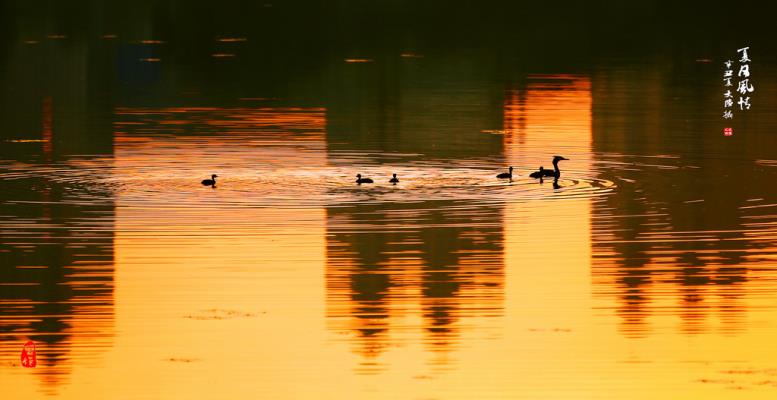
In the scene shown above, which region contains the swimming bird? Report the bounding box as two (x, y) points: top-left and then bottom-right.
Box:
(356, 174), (373, 184)
(201, 174), (217, 186)
(389, 173), (399, 184)
(496, 166), (514, 179)
(529, 166), (546, 179)
(530, 156), (568, 179)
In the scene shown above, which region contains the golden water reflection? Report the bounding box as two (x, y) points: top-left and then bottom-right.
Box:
(0, 176), (115, 393)
(591, 62), (777, 339)
(326, 201), (504, 372)
(3, 64), (777, 399)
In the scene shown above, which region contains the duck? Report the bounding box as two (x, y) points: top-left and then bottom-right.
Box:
(530, 156), (568, 179)
(389, 173), (399, 184)
(356, 174), (373, 184)
(201, 174), (217, 186)
(496, 166), (514, 179)
(529, 166), (545, 179)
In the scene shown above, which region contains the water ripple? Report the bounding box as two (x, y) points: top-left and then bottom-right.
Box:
(0, 159), (616, 210)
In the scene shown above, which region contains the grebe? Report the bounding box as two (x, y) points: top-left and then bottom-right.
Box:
(529, 166), (545, 179)
(356, 174), (373, 184)
(530, 156), (568, 179)
(201, 174), (217, 186)
(496, 166), (514, 179)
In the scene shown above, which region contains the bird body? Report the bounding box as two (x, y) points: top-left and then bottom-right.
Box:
(389, 173), (399, 184)
(496, 166), (514, 179)
(530, 156), (568, 179)
(201, 174), (218, 186)
(356, 174), (373, 184)
(529, 166), (548, 178)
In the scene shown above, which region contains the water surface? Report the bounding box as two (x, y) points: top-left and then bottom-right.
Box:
(3, 5), (777, 399)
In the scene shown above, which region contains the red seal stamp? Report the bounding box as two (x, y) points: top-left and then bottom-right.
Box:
(21, 341), (36, 368)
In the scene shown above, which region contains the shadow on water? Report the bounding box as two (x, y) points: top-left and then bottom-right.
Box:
(324, 53), (505, 160)
(0, 176), (115, 392)
(325, 200), (504, 372)
(590, 56), (777, 337)
(0, 21), (117, 393)
(4, 1), (777, 397)
(323, 60), (508, 372)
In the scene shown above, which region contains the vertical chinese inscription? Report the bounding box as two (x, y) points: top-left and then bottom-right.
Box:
(724, 46), (755, 119)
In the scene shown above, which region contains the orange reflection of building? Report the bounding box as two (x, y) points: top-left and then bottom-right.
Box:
(502, 74), (594, 345)
(42, 96), (53, 158)
(0, 177), (115, 393)
(503, 74), (592, 169)
(325, 201), (505, 372)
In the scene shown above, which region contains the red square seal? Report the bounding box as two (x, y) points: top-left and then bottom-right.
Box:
(21, 341), (36, 368)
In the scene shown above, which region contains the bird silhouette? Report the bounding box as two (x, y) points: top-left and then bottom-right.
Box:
(356, 174), (374, 184)
(496, 166), (514, 179)
(201, 174), (217, 187)
(530, 156), (568, 179)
